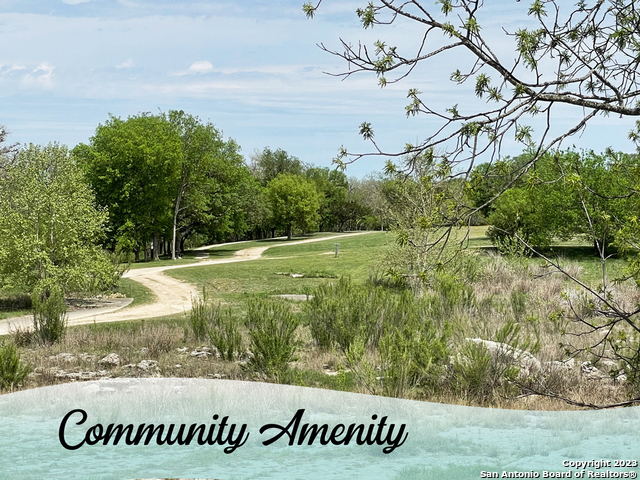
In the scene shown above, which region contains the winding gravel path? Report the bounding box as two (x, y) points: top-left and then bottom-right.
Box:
(0, 232), (373, 335)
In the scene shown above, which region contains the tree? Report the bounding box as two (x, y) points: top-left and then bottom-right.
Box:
(77, 112), (252, 260)
(166, 111), (247, 259)
(305, 167), (349, 231)
(267, 173), (321, 240)
(305, 1), (640, 405)
(0, 144), (116, 295)
(250, 147), (306, 186)
(306, 0), (640, 241)
(0, 125), (18, 161)
(76, 114), (182, 261)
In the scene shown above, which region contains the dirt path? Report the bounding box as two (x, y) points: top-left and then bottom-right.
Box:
(0, 232), (373, 335)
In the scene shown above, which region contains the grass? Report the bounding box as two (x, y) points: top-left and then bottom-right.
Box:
(167, 232), (391, 306)
(116, 278), (156, 307)
(126, 232), (353, 269)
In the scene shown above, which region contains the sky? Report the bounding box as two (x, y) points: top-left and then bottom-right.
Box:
(1, 0), (637, 178)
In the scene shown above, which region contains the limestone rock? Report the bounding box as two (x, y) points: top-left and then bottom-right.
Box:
(98, 353), (121, 367)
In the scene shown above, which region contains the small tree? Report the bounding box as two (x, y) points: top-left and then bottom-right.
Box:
(267, 173), (321, 239)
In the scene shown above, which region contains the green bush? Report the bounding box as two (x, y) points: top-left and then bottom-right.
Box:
(305, 277), (389, 352)
(209, 310), (243, 361)
(187, 288), (216, 341)
(245, 298), (299, 381)
(0, 342), (32, 392)
(451, 320), (538, 403)
(32, 287), (67, 344)
(346, 309), (449, 398)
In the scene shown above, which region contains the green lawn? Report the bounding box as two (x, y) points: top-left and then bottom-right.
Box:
(167, 231), (392, 306)
(127, 232), (353, 269)
(116, 277), (156, 307)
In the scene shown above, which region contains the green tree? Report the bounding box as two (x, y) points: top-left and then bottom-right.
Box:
(76, 113), (182, 261)
(166, 110), (249, 257)
(0, 143), (116, 294)
(306, 0), (640, 405)
(267, 173), (321, 240)
(250, 147), (305, 186)
(305, 167), (349, 231)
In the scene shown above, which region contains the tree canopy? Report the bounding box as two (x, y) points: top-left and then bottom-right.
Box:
(76, 111), (253, 259)
(0, 144), (116, 294)
(267, 173), (321, 240)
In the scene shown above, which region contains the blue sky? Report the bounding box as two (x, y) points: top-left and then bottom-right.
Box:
(1, 0), (637, 177)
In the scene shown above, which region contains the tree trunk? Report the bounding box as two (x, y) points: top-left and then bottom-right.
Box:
(172, 190), (183, 261)
(287, 224), (292, 240)
(179, 234), (186, 258)
(152, 234), (160, 261)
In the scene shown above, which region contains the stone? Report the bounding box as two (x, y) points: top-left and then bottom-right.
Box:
(190, 350), (211, 358)
(98, 353), (121, 367)
(137, 360), (158, 372)
(467, 338), (541, 374)
(49, 353), (76, 362)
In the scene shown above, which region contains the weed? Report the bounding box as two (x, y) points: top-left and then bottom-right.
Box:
(209, 310), (243, 361)
(187, 287), (215, 341)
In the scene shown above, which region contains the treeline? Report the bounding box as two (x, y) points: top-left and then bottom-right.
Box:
(74, 111), (399, 261)
(1, 112), (398, 278)
(467, 149), (639, 254)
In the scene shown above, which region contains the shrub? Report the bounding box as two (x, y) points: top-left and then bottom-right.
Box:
(346, 314), (449, 398)
(32, 287), (67, 344)
(305, 277), (388, 351)
(187, 288), (216, 341)
(0, 342), (32, 392)
(451, 320), (538, 404)
(209, 310), (243, 361)
(245, 298), (299, 381)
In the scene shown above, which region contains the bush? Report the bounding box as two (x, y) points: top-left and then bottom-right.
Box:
(209, 310), (243, 361)
(32, 287), (67, 344)
(245, 298), (299, 381)
(0, 342), (32, 392)
(0, 294), (32, 311)
(187, 288), (216, 341)
(305, 277), (388, 351)
(344, 300), (449, 398)
(451, 320), (538, 404)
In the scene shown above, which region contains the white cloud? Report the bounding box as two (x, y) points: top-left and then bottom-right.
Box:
(22, 62), (55, 87)
(116, 58), (135, 69)
(0, 64), (27, 75)
(61, 0), (91, 4)
(187, 60), (213, 74)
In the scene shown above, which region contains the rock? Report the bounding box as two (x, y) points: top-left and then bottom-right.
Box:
(581, 361), (607, 380)
(467, 338), (541, 375)
(78, 353), (97, 362)
(290, 273), (304, 278)
(49, 353), (76, 362)
(176, 347), (188, 353)
(137, 360), (158, 371)
(174, 364), (182, 369)
(98, 353), (121, 367)
(190, 350), (211, 358)
(545, 358), (575, 372)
